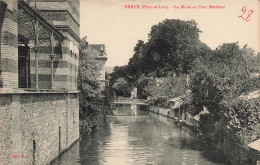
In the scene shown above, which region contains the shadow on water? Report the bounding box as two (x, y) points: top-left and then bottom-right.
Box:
(78, 124), (112, 165)
(51, 104), (227, 165)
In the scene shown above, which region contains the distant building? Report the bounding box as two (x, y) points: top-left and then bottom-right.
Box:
(131, 87), (137, 98)
(82, 44), (108, 88)
(105, 66), (115, 75)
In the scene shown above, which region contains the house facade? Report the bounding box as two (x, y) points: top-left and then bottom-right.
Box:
(82, 44), (108, 88)
(0, 0), (80, 164)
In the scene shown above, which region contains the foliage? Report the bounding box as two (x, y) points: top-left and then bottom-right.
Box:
(190, 42), (260, 164)
(127, 40), (146, 83)
(78, 38), (103, 119)
(108, 41), (147, 97)
(102, 86), (115, 105)
(221, 98), (260, 142)
(142, 19), (202, 77)
(197, 97), (260, 164)
(112, 78), (127, 89)
(112, 78), (133, 97)
(105, 19), (259, 163)
(159, 74), (188, 98)
(190, 43), (251, 116)
(105, 19), (259, 164)
(149, 97), (170, 109)
(109, 66), (130, 85)
(108, 40), (148, 97)
(239, 77), (260, 95)
(136, 76), (156, 99)
(109, 19), (206, 97)
(136, 74), (190, 110)
(241, 48), (259, 73)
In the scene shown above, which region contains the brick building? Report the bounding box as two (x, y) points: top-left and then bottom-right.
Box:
(83, 44), (108, 88)
(0, 0), (80, 164)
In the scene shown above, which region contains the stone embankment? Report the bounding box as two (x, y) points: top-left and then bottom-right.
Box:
(148, 106), (198, 129)
(0, 92), (79, 165)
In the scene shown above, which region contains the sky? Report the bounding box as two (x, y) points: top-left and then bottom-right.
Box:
(80, 0), (259, 67)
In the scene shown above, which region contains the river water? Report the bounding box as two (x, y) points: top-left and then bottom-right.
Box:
(51, 105), (224, 165)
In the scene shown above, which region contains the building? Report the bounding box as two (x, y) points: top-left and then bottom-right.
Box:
(105, 66), (114, 75)
(0, 0), (80, 164)
(82, 44), (108, 88)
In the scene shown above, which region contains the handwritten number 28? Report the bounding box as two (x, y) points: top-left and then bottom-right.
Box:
(239, 6), (254, 22)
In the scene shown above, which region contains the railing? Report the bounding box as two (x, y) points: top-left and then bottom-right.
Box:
(114, 97), (146, 102)
(112, 97), (147, 105)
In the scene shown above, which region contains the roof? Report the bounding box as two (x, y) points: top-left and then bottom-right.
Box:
(193, 115), (200, 121)
(191, 106), (209, 121)
(250, 73), (259, 78)
(82, 45), (108, 61)
(81, 45), (100, 56)
(89, 44), (106, 56)
(171, 101), (183, 110)
(240, 90), (260, 100)
(169, 96), (182, 102)
(247, 139), (260, 151)
(18, 0), (64, 42)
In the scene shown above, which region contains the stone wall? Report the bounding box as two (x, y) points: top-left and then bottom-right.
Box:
(0, 92), (79, 165)
(149, 106), (175, 118)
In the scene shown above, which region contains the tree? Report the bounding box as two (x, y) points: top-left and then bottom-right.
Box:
(78, 38), (103, 119)
(190, 42), (251, 116)
(143, 19), (202, 77)
(136, 76), (156, 99)
(108, 20), (206, 97)
(112, 78), (133, 97)
(109, 65), (131, 86)
(241, 48), (258, 73)
(127, 40), (145, 83)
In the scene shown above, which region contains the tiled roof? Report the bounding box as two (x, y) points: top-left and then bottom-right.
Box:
(89, 44), (106, 56)
(240, 89), (260, 99)
(248, 139), (260, 151)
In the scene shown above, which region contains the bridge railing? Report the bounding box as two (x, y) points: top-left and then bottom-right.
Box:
(113, 97), (147, 103)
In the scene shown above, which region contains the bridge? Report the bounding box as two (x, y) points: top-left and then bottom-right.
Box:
(111, 98), (148, 105)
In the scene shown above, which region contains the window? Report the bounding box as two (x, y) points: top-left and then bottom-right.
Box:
(18, 45), (30, 88)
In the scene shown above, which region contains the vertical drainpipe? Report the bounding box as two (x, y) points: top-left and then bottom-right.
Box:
(50, 32), (54, 89)
(34, 19), (39, 89)
(25, 42), (29, 88)
(74, 53), (77, 90)
(0, 1), (7, 87)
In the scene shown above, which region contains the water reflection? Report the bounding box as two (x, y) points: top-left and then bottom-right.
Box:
(51, 105), (224, 165)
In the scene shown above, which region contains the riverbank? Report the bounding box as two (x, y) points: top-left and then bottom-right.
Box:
(147, 105), (259, 165)
(79, 104), (113, 137)
(79, 113), (108, 136)
(51, 106), (225, 165)
(148, 106), (198, 130)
